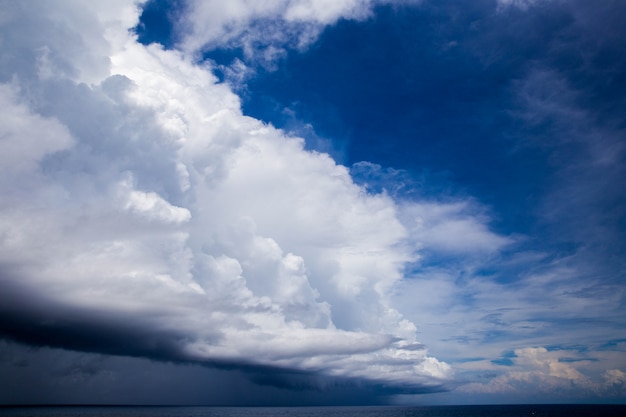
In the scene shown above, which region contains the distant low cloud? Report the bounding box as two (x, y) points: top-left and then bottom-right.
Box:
(459, 347), (626, 400)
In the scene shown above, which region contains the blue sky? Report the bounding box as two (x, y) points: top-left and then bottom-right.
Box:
(0, 0), (625, 406)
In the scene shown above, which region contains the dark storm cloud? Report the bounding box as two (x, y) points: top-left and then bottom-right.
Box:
(0, 278), (449, 397)
(0, 280), (192, 363)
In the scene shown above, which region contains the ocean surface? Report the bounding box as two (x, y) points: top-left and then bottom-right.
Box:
(1, 405), (625, 417)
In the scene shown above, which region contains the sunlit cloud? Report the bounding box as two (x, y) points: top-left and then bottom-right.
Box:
(0, 0), (465, 395)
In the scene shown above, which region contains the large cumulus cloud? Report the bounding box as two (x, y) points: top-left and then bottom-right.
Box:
(0, 0), (513, 394)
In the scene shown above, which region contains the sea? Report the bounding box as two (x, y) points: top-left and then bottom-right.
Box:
(1, 405), (625, 417)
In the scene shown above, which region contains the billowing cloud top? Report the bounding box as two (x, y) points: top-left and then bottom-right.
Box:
(0, 0), (525, 394)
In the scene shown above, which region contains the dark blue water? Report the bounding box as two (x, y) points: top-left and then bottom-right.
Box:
(1, 405), (625, 417)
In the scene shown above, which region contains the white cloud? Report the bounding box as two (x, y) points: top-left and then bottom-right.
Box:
(0, 84), (73, 178)
(179, 0), (374, 55)
(604, 369), (626, 387)
(400, 201), (513, 255)
(459, 347), (626, 399)
(0, 0), (461, 392)
(177, 0), (421, 67)
(496, 0), (544, 12)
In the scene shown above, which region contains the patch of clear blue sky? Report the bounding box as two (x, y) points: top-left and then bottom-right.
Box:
(135, 0), (184, 49)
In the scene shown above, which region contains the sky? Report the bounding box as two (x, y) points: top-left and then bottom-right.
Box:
(0, 0), (625, 406)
